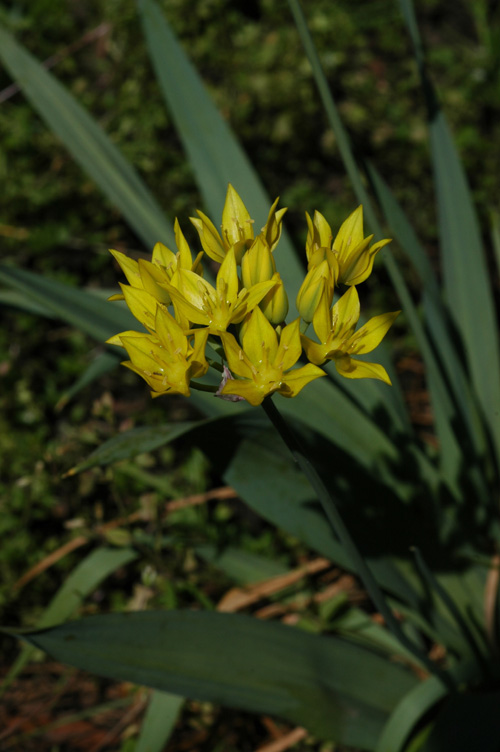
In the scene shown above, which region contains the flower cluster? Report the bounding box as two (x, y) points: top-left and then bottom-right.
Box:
(108, 185), (400, 405)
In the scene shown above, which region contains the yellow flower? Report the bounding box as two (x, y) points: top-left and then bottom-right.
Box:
(219, 307), (325, 406)
(190, 184), (287, 264)
(107, 306), (209, 397)
(306, 206), (391, 286)
(296, 259), (332, 323)
(301, 286), (400, 384)
(166, 247), (275, 335)
(240, 235), (288, 324)
(260, 272), (289, 324)
(109, 219), (203, 307)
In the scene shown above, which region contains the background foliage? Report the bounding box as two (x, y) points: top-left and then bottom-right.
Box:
(2, 0), (500, 749)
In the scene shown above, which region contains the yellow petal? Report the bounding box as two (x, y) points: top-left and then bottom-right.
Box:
(261, 196), (287, 252)
(106, 330), (144, 347)
(138, 259), (171, 305)
(241, 235), (275, 288)
(154, 306), (189, 357)
(296, 260), (330, 323)
(219, 332), (254, 379)
(190, 211), (225, 263)
(337, 237), (391, 286)
(120, 283), (158, 332)
(217, 247), (239, 303)
(231, 279), (277, 326)
(334, 355), (392, 384)
(348, 310), (400, 354)
(275, 318), (302, 372)
(332, 205), (364, 258)
(173, 218), (192, 268)
(312, 287), (333, 344)
(176, 269), (214, 311)
(220, 378), (270, 406)
(260, 272), (289, 325)
(279, 363), (326, 398)
(152, 241), (176, 270)
(313, 210), (333, 249)
(222, 184), (254, 248)
(240, 306), (279, 366)
(166, 284), (209, 328)
(110, 249), (142, 288)
(189, 328), (210, 378)
(300, 334), (329, 366)
(331, 286), (360, 337)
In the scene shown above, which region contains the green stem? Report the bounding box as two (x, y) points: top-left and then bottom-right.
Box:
(190, 381), (218, 393)
(261, 396), (456, 692)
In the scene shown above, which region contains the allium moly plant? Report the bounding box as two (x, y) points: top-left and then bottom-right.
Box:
(3, 1), (500, 751)
(107, 184), (399, 404)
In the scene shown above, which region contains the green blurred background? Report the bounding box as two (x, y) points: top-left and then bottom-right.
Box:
(1, 0), (500, 746)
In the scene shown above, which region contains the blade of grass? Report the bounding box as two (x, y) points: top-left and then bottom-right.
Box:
(135, 690), (184, 752)
(0, 25), (174, 250)
(398, 0), (500, 469)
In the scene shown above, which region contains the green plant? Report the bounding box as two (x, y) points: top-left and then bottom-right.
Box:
(2, 0), (500, 750)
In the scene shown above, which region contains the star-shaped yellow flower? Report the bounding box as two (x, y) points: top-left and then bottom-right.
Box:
(190, 184), (287, 264)
(306, 206), (391, 286)
(107, 306), (209, 397)
(109, 219), (203, 308)
(301, 286), (400, 384)
(166, 247), (275, 335)
(219, 307), (325, 406)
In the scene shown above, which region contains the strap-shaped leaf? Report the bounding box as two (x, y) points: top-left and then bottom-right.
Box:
(287, 0), (466, 490)
(0, 24), (174, 250)
(135, 691), (184, 752)
(138, 0), (305, 312)
(0, 265), (136, 341)
(366, 162), (490, 498)
(10, 610), (419, 749)
(376, 661), (479, 752)
(398, 0), (500, 469)
(1, 546), (137, 697)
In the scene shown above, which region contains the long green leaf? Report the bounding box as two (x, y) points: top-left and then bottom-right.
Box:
(376, 661), (481, 752)
(0, 288), (54, 317)
(135, 690), (184, 752)
(0, 25), (174, 250)
(137, 0), (304, 311)
(1, 546), (137, 696)
(366, 162), (490, 495)
(195, 545), (289, 584)
(398, 0), (500, 469)
(0, 265), (136, 341)
(288, 0), (465, 490)
(10, 610), (419, 749)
